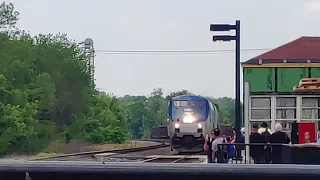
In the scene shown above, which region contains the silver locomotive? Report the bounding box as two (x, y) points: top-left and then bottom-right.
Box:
(167, 95), (220, 153)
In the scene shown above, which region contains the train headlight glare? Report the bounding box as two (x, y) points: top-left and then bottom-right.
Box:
(183, 115), (195, 123)
(197, 123), (202, 129)
(174, 123), (180, 128)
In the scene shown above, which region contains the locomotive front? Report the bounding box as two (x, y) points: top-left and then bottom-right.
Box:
(168, 95), (210, 152)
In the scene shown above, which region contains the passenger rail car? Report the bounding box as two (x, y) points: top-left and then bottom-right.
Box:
(168, 95), (220, 152)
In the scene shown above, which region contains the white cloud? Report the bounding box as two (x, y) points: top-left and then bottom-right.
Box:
(307, 0), (320, 11)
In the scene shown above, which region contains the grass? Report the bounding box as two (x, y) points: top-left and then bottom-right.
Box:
(35, 152), (58, 158)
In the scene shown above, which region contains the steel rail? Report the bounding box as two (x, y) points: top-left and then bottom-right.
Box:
(33, 142), (169, 161)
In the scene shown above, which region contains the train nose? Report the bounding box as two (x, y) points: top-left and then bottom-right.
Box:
(182, 136), (199, 149)
(175, 123), (203, 133)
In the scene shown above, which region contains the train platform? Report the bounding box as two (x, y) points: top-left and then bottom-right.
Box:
(143, 155), (207, 163)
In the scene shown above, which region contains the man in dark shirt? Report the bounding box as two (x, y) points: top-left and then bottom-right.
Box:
(260, 122), (272, 163)
(250, 123), (265, 164)
(269, 123), (290, 164)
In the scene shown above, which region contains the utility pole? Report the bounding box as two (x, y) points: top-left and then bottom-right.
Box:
(82, 38), (95, 86)
(210, 20), (242, 160)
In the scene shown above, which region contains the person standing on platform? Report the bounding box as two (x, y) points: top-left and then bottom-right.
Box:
(226, 136), (235, 160)
(316, 128), (320, 143)
(268, 123), (290, 164)
(231, 127), (236, 143)
(211, 128), (227, 163)
(259, 122), (272, 163)
(304, 132), (311, 143)
(231, 127), (245, 159)
(249, 123), (265, 164)
(204, 129), (215, 163)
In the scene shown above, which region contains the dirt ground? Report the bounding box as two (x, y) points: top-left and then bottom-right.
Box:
(0, 140), (162, 161)
(109, 146), (173, 157)
(59, 140), (161, 154)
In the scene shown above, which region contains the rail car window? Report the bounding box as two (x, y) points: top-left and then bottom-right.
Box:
(173, 100), (188, 107)
(190, 100), (206, 107)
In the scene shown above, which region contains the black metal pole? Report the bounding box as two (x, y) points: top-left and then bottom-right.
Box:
(235, 20), (242, 159)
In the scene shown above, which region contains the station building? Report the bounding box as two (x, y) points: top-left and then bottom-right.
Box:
(242, 36), (320, 137)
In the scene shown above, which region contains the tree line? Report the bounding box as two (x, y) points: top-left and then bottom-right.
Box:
(0, 2), (237, 155)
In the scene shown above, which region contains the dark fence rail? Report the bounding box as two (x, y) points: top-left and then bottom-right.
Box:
(1, 161), (320, 180)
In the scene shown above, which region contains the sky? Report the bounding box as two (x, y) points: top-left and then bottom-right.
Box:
(6, 0), (320, 98)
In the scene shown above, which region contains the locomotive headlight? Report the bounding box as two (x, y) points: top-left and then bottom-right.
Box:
(174, 123), (180, 128)
(183, 115), (195, 123)
(197, 123), (202, 129)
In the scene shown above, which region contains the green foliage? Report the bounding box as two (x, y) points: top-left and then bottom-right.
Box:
(207, 97), (237, 125)
(0, 2), (127, 155)
(0, 2), (19, 29)
(165, 90), (192, 100)
(0, 2), (238, 155)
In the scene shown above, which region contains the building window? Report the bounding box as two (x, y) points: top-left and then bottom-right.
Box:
(250, 97), (271, 120)
(276, 97), (296, 120)
(301, 97), (320, 120)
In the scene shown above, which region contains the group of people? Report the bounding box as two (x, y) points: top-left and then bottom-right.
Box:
(250, 122), (290, 164)
(204, 122), (291, 164)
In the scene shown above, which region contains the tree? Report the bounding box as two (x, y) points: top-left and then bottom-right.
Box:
(120, 95), (148, 138)
(0, 2), (19, 28)
(68, 93), (127, 144)
(165, 90), (192, 100)
(145, 88), (168, 130)
(0, 3), (127, 154)
(120, 88), (168, 138)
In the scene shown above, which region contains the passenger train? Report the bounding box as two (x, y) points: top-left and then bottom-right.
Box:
(167, 95), (220, 153)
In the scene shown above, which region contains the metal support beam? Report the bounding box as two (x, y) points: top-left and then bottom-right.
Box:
(244, 82), (250, 164)
(234, 20), (242, 159)
(210, 21), (242, 159)
(83, 38), (95, 86)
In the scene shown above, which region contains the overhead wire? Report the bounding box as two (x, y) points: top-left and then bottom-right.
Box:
(94, 48), (271, 56)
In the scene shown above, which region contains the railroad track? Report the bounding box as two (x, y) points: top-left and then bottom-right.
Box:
(33, 141), (169, 161)
(132, 138), (170, 143)
(95, 150), (206, 163)
(32, 138), (207, 163)
(140, 152), (206, 163)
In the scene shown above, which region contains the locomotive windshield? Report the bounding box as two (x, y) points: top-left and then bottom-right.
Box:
(170, 99), (208, 122)
(173, 100), (205, 107)
(190, 100), (206, 107)
(173, 100), (188, 107)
